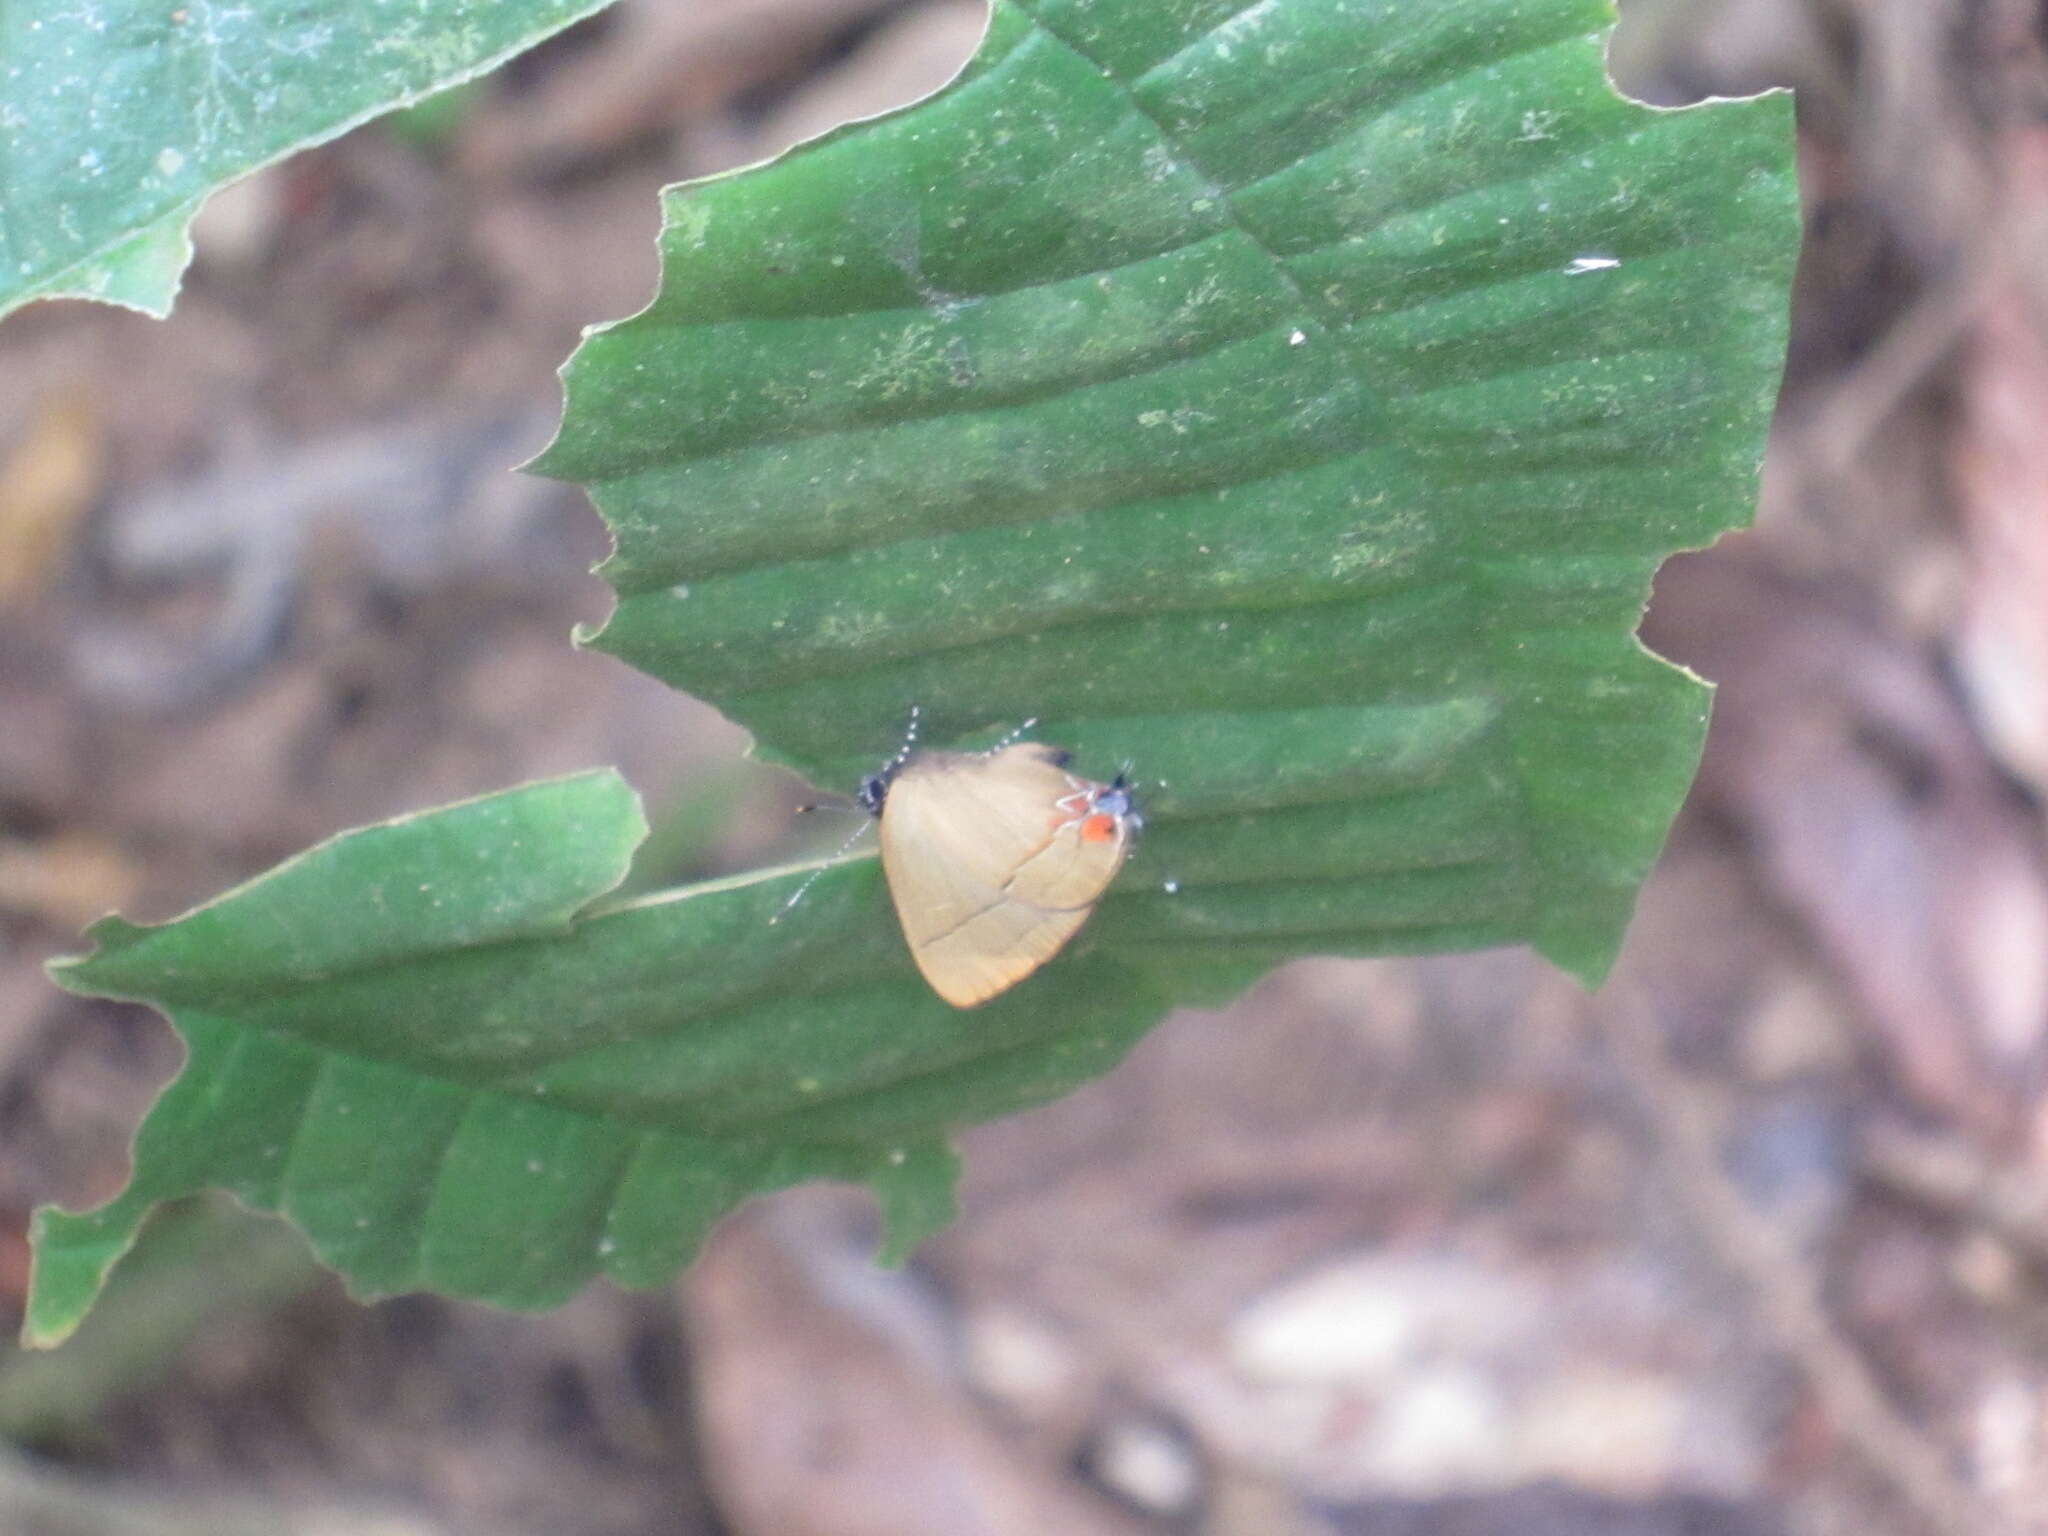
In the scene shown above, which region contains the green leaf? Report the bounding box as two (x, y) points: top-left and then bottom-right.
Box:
(31, 0), (1798, 1339)
(540, 0), (1796, 983)
(0, 0), (612, 322)
(0, 1197), (318, 1443)
(32, 772), (1162, 1344)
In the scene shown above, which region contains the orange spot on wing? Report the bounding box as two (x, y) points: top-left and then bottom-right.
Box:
(1079, 813), (1119, 843)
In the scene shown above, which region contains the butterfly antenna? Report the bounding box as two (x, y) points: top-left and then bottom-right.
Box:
(985, 715), (1040, 753)
(873, 702), (922, 778)
(768, 819), (875, 924)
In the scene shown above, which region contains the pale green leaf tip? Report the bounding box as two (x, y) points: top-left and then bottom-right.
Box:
(43, 916), (156, 1002)
(20, 1205), (145, 1350)
(871, 1139), (961, 1266)
(0, 205), (196, 325)
(1538, 928), (1622, 992)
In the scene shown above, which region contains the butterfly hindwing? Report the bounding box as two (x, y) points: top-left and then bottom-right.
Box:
(877, 743), (1132, 1008)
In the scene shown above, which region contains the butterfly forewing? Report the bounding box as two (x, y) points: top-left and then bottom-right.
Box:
(877, 743), (1132, 1008)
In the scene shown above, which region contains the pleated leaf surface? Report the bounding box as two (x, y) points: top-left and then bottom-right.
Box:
(32, 0), (1796, 1342)
(544, 0), (1795, 982)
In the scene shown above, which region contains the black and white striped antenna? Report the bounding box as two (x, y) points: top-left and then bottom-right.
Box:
(768, 706), (1045, 924)
(771, 705), (922, 923)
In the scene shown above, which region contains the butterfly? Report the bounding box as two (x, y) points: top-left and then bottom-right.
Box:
(859, 723), (1142, 1008)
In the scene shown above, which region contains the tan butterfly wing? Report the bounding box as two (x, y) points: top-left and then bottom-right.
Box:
(878, 743), (1132, 1008)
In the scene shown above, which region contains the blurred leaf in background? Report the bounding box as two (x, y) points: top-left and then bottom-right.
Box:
(0, 0), (615, 321)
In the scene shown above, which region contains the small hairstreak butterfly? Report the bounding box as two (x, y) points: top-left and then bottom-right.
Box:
(857, 711), (1142, 1008)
